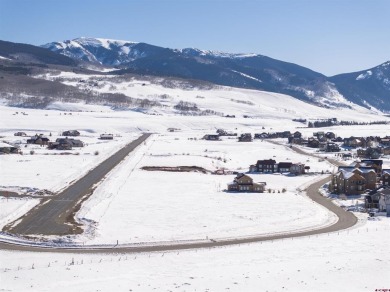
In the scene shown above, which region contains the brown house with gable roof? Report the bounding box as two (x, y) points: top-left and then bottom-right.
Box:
(227, 173), (266, 193)
(332, 169), (367, 195)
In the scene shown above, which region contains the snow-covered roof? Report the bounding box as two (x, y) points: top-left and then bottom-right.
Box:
(0, 142), (16, 148)
(340, 169), (363, 179)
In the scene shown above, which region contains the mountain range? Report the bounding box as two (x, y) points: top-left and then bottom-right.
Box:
(1, 37), (389, 112)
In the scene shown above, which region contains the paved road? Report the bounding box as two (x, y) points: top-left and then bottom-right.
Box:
(267, 140), (346, 167)
(0, 138), (357, 254)
(4, 133), (151, 236)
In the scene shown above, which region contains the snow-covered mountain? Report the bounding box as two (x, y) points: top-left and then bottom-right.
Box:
(43, 37), (263, 65)
(330, 61), (390, 111)
(2, 38), (389, 112)
(42, 37), (144, 66)
(42, 37), (358, 110)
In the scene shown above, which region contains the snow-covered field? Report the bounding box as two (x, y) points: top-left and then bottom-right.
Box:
(1, 77), (390, 291)
(75, 133), (335, 245)
(1, 216), (389, 292)
(39, 70), (387, 122)
(0, 107), (141, 193)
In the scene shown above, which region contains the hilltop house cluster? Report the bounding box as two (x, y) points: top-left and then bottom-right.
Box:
(329, 158), (390, 214)
(289, 131), (390, 158)
(203, 129), (296, 142)
(330, 159), (389, 194)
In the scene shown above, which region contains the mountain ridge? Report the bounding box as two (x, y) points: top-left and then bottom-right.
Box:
(42, 37), (390, 111)
(1, 37), (389, 112)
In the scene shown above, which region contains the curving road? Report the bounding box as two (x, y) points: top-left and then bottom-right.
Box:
(0, 138), (357, 254)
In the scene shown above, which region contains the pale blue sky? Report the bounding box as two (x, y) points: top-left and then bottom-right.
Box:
(1, 0), (389, 76)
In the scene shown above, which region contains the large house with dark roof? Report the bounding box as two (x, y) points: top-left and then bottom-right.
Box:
(249, 160), (305, 174)
(26, 134), (50, 145)
(249, 159), (277, 173)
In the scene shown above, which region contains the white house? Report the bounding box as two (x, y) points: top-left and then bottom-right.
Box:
(378, 189), (390, 215)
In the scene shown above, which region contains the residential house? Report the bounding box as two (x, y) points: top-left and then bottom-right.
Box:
(27, 134), (50, 145)
(278, 162), (293, 173)
(365, 187), (390, 215)
(381, 170), (390, 186)
(254, 133), (269, 139)
(313, 131), (325, 139)
(378, 188), (390, 215)
(383, 147), (390, 155)
(62, 130), (80, 137)
(361, 159), (383, 175)
(324, 142), (340, 152)
(338, 166), (377, 189)
(307, 138), (320, 148)
(250, 160), (299, 174)
(227, 173), (266, 193)
(48, 141), (72, 150)
(293, 131), (302, 138)
(325, 132), (336, 140)
(0, 142), (20, 154)
(343, 137), (366, 148)
(319, 142), (327, 151)
(380, 138), (390, 147)
(290, 163), (306, 175)
(14, 132), (27, 136)
(342, 153), (353, 160)
(238, 133), (252, 142)
(251, 159), (277, 173)
(357, 148), (366, 158)
(100, 134), (114, 140)
(365, 190), (381, 209)
(357, 147), (382, 159)
(332, 168), (367, 195)
(217, 129), (237, 137)
(203, 134), (220, 141)
(56, 138), (84, 147)
(288, 137), (307, 145)
(332, 137), (344, 143)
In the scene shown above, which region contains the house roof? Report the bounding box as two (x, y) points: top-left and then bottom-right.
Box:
(0, 142), (17, 148)
(227, 182), (238, 186)
(254, 182), (267, 186)
(370, 186), (390, 196)
(340, 169), (364, 180)
(256, 159), (276, 165)
(338, 167), (373, 171)
(236, 173), (251, 179)
(278, 162), (293, 168)
(361, 159), (383, 165)
(360, 168), (376, 174)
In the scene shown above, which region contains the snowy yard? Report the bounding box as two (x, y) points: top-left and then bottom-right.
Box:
(1, 102), (389, 291)
(75, 133), (336, 245)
